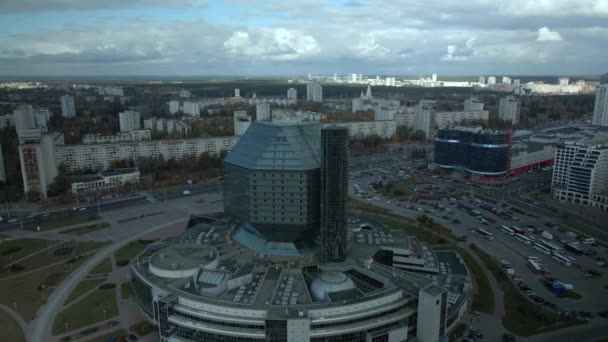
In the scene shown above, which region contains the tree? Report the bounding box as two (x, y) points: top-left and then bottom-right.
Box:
(47, 172), (71, 197)
(409, 130), (426, 141)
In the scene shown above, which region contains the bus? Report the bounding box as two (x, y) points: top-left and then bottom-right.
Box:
(511, 226), (526, 235)
(552, 253), (572, 266)
(528, 259), (544, 274)
(537, 239), (562, 253)
(515, 233), (532, 245)
(500, 225), (515, 236)
(564, 243), (583, 256)
(533, 242), (551, 255)
(476, 228), (495, 240)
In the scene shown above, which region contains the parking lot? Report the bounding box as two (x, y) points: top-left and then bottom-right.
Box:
(350, 165), (608, 326)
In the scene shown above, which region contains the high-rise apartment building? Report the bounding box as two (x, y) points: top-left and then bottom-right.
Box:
(414, 101), (435, 138)
(118, 110), (141, 132)
(502, 76), (512, 85)
(60, 95), (75, 118)
(487, 76), (496, 85)
(234, 88), (241, 98)
(287, 87), (297, 100)
(319, 126), (348, 263)
(592, 84), (608, 126)
(306, 82), (323, 102)
(168, 100), (180, 115)
(233, 111), (251, 136)
(14, 105), (36, 130)
(183, 101), (200, 117)
(559, 77), (569, 86)
(552, 143), (608, 211)
(499, 96), (521, 125)
(464, 97), (484, 111)
(256, 102), (271, 121)
(478, 76), (486, 84)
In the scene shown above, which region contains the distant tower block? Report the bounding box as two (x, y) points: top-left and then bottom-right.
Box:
(320, 126), (349, 263)
(234, 88), (241, 98)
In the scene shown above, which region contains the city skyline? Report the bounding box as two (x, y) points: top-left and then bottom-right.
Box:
(1, 0), (607, 76)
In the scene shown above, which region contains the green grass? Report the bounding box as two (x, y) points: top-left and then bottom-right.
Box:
(121, 282), (132, 300)
(0, 311), (25, 342)
(64, 278), (106, 305)
(376, 180), (413, 199)
(436, 246), (494, 314)
(85, 328), (128, 342)
(90, 258), (112, 274)
(3, 240), (110, 277)
(26, 215), (101, 231)
(116, 211), (163, 223)
(0, 254), (92, 321)
(1, 238), (58, 269)
(367, 214), (449, 245)
(348, 197), (391, 215)
(114, 240), (151, 266)
(62, 222), (110, 235)
(53, 288), (119, 335)
(129, 320), (156, 336)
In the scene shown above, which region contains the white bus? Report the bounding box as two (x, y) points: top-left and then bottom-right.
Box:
(476, 228), (495, 241)
(537, 239), (562, 253)
(500, 225), (515, 236)
(528, 259), (544, 274)
(515, 233), (532, 245)
(533, 242), (551, 255)
(552, 253), (572, 267)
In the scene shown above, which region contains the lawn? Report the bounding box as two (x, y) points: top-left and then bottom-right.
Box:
(90, 258), (112, 274)
(53, 287), (119, 335)
(367, 214), (449, 245)
(116, 211), (163, 223)
(1, 238), (58, 270)
(0, 311), (25, 342)
(2, 240), (109, 278)
(85, 328), (128, 342)
(114, 240), (151, 266)
(0, 254), (92, 321)
(62, 222), (110, 235)
(121, 282), (132, 300)
(376, 179), (413, 199)
(25, 214), (101, 231)
(64, 278), (107, 305)
(129, 320), (156, 336)
(436, 246), (495, 314)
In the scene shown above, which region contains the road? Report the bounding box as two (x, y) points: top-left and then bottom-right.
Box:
(0, 181), (220, 232)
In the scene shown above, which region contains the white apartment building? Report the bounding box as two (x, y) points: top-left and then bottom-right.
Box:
(559, 77), (569, 86)
(179, 90), (192, 98)
(414, 101), (435, 138)
(502, 76), (512, 85)
(330, 121), (396, 139)
(33, 108), (50, 128)
(352, 98), (363, 113)
(169, 100), (180, 115)
(552, 143), (608, 211)
(14, 105), (37, 130)
(434, 110), (489, 128)
(306, 82), (323, 102)
(0, 146), (6, 182)
(592, 84), (608, 126)
(464, 97), (484, 111)
(144, 118), (191, 136)
(60, 95), (76, 118)
(183, 101), (201, 117)
(234, 88), (241, 98)
(287, 87), (297, 100)
(19, 133), (239, 198)
(374, 106), (396, 121)
(82, 130), (151, 144)
(256, 102), (271, 121)
(118, 110), (141, 132)
(97, 86), (124, 96)
(499, 96), (521, 125)
(478, 76), (486, 84)
(487, 76), (496, 85)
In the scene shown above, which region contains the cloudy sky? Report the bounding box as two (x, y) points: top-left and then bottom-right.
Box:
(0, 0), (607, 77)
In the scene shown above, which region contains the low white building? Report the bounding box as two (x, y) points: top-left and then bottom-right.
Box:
(71, 168), (140, 194)
(83, 130), (151, 144)
(169, 100), (181, 115)
(464, 97), (484, 111)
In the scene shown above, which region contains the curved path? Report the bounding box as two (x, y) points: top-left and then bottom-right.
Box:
(0, 303), (28, 340)
(29, 217), (188, 342)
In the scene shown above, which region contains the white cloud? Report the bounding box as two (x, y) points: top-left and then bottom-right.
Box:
(537, 27), (563, 42)
(498, 0), (608, 17)
(224, 28), (319, 61)
(0, 0), (207, 12)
